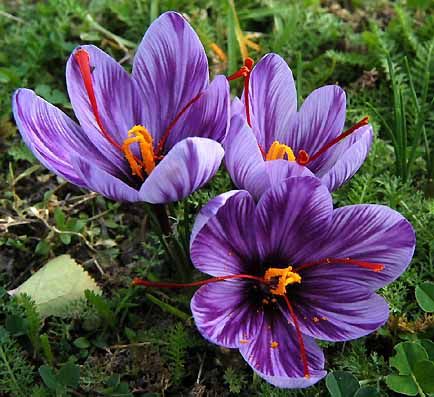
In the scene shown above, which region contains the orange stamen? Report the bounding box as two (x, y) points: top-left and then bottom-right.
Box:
(296, 257), (384, 273)
(297, 117), (369, 166)
(266, 141), (296, 161)
(283, 295), (310, 379)
(227, 57), (254, 127)
(263, 266), (301, 296)
(122, 125), (156, 180)
(74, 48), (122, 151)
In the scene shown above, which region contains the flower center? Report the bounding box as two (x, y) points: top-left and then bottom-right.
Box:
(263, 266), (301, 296)
(265, 141), (296, 162)
(121, 125), (156, 180)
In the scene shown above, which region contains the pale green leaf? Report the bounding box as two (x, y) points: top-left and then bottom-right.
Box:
(9, 255), (101, 318)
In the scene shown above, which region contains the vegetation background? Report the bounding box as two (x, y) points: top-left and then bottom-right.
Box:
(0, 0), (433, 396)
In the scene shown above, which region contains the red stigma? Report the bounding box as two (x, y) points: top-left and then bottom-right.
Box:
(227, 57), (254, 127)
(283, 295), (310, 379)
(296, 257), (384, 273)
(74, 48), (122, 151)
(297, 116), (369, 166)
(155, 92), (203, 156)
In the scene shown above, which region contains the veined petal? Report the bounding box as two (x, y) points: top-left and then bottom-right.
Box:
(246, 53), (297, 150)
(163, 75), (230, 151)
(319, 125), (373, 191)
(66, 45), (145, 173)
(132, 11), (208, 144)
(287, 280), (389, 341)
(239, 310), (326, 388)
(224, 114), (268, 200)
(255, 177), (332, 263)
(191, 281), (263, 348)
(191, 190), (241, 246)
(139, 138), (223, 204)
(71, 155), (140, 202)
(190, 191), (257, 277)
(298, 204), (415, 291)
(279, 85), (346, 172)
(13, 89), (91, 187)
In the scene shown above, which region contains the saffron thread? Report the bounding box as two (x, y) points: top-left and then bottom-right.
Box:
(296, 257), (384, 273)
(297, 117), (369, 166)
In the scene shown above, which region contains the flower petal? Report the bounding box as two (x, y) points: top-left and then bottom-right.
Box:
(162, 75), (229, 151)
(319, 125), (373, 191)
(66, 45), (145, 173)
(71, 155), (140, 202)
(247, 53), (297, 150)
(190, 191), (257, 277)
(289, 280), (389, 341)
(132, 11), (208, 144)
(191, 190), (241, 246)
(239, 310), (326, 388)
(224, 114), (269, 200)
(255, 177), (332, 263)
(191, 281), (263, 348)
(279, 85), (346, 173)
(299, 204), (416, 291)
(139, 137), (223, 204)
(264, 160), (316, 187)
(13, 89), (92, 187)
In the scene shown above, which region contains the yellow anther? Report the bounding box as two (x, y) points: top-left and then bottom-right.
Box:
(264, 266), (301, 296)
(266, 141), (296, 161)
(122, 125), (155, 179)
(270, 341), (279, 349)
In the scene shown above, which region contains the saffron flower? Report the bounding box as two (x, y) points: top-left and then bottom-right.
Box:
(135, 177), (414, 388)
(12, 12), (229, 203)
(225, 54), (373, 199)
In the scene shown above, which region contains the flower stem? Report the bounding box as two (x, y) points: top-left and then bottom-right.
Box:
(151, 203), (171, 235)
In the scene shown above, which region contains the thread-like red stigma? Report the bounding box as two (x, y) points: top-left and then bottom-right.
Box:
(297, 117), (369, 166)
(74, 48), (122, 151)
(156, 92), (203, 156)
(132, 274), (267, 289)
(227, 57), (254, 127)
(296, 257), (384, 273)
(283, 295), (310, 379)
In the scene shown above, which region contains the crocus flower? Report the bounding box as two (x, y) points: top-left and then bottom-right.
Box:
(134, 176), (415, 388)
(225, 54), (373, 199)
(12, 12), (229, 203)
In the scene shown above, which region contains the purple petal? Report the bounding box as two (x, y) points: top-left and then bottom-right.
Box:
(191, 281), (263, 348)
(66, 45), (145, 173)
(279, 85), (346, 172)
(230, 96), (245, 120)
(190, 191), (257, 277)
(264, 160), (316, 186)
(71, 155), (140, 202)
(162, 75), (229, 150)
(255, 177), (332, 263)
(319, 125), (373, 191)
(239, 310), (326, 388)
(298, 205), (415, 291)
(139, 137), (223, 204)
(224, 114), (269, 200)
(191, 190), (241, 245)
(13, 89), (92, 187)
(247, 53), (297, 150)
(289, 280), (389, 341)
(132, 11), (208, 144)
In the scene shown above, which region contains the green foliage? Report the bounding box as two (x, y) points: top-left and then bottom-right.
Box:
(325, 371), (381, 397)
(224, 366), (248, 394)
(0, 327), (35, 397)
(416, 282), (434, 312)
(386, 341), (434, 396)
(163, 322), (189, 386)
(39, 361), (80, 396)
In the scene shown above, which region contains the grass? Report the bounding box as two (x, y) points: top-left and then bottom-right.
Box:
(0, 0), (433, 396)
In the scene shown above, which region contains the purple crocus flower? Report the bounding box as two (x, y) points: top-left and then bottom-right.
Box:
(185, 176), (415, 388)
(12, 12), (229, 203)
(225, 54), (373, 199)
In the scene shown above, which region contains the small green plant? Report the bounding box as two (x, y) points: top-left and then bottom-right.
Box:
(415, 282), (434, 312)
(224, 366), (248, 394)
(39, 361), (80, 397)
(325, 371), (380, 397)
(386, 340), (434, 396)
